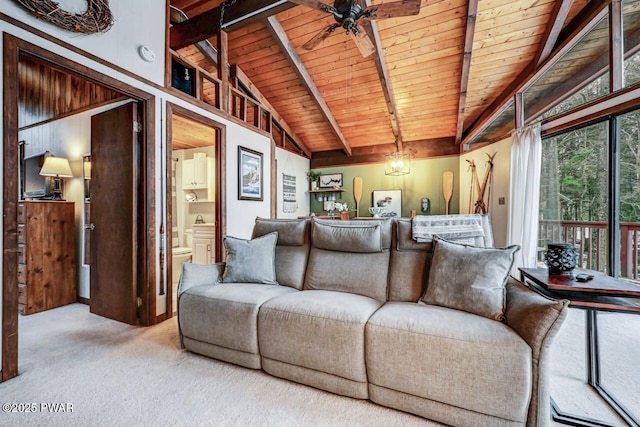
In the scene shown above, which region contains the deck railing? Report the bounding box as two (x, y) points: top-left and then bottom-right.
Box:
(539, 220), (640, 281)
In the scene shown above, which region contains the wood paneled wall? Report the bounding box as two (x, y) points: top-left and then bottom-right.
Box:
(18, 54), (122, 129)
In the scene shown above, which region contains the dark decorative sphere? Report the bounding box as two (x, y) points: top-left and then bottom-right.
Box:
(545, 243), (577, 274)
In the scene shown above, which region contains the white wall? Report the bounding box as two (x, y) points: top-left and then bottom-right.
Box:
(224, 128), (273, 238)
(0, 0), (166, 85)
(275, 148), (310, 219)
(459, 137), (512, 247)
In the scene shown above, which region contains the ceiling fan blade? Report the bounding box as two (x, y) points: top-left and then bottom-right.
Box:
(302, 25), (339, 50)
(363, 0), (421, 19)
(288, 0), (335, 12)
(350, 31), (375, 58)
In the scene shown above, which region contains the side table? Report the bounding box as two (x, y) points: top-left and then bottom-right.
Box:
(519, 268), (640, 427)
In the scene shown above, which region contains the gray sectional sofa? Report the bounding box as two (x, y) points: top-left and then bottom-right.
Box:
(177, 216), (569, 427)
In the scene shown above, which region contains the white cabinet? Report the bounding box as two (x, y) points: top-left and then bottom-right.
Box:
(182, 157), (215, 197)
(192, 224), (215, 264)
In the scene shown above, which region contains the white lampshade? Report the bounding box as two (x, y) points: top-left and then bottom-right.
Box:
(40, 157), (73, 178)
(83, 159), (91, 180)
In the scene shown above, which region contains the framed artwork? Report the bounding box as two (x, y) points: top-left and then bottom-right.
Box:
(372, 190), (402, 218)
(238, 146), (263, 201)
(319, 173), (343, 188)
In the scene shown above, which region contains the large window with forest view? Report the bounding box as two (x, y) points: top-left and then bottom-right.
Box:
(538, 111), (640, 283)
(620, 109), (640, 279)
(539, 122), (611, 273)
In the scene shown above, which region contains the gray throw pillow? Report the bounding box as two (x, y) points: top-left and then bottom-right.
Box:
(421, 237), (519, 321)
(221, 232), (278, 285)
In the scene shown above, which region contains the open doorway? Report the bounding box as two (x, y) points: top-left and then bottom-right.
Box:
(2, 35), (156, 381)
(165, 103), (225, 316)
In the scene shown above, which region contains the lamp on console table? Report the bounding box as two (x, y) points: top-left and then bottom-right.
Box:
(40, 156), (73, 201)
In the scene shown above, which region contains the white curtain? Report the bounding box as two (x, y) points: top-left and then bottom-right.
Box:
(507, 123), (542, 277)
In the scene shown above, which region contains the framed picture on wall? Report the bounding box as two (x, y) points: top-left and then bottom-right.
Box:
(372, 190), (402, 218)
(238, 146), (263, 201)
(319, 173), (343, 188)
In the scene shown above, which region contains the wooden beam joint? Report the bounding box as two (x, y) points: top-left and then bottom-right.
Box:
(170, 0), (294, 50)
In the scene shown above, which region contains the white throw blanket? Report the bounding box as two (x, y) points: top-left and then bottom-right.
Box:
(412, 214), (485, 243)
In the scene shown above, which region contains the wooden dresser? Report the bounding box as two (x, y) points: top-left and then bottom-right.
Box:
(18, 201), (77, 315)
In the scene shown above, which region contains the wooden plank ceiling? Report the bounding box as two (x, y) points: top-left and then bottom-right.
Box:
(171, 0), (595, 158)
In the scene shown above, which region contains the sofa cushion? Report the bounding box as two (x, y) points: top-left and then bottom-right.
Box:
(251, 218), (311, 290)
(388, 219), (431, 302)
(252, 217), (307, 246)
(304, 219), (392, 301)
(221, 232), (278, 285)
(312, 221), (382, 253)
(304, 249), (389, 301)
(179, 283), (297, 356)
(366, 302), (532, 423)
(313, 218), (392, 248)
(422, 237), (519, 321)
(258, 290), (383, 388)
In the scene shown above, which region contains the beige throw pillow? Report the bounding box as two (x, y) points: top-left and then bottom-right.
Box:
(421, 237), (519, 321)
(221, 232), (278, 285)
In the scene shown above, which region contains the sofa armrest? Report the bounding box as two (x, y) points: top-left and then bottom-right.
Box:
(177, 262), (225, 349)
(177, 262), (225, 298)
(505, 276), (569, 427)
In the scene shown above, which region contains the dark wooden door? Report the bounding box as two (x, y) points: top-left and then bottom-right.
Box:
(89, 102), (139, 324)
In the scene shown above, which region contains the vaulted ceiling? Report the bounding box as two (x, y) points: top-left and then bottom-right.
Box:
(169, 0), (593, 160)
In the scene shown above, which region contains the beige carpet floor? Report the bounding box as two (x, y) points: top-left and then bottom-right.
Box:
(2, 304), (439, 427)
(2, 303), (638, 426)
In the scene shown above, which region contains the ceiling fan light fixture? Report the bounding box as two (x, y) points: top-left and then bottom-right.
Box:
(385, 151), (410, 176)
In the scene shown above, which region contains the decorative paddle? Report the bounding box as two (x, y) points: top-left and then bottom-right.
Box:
(443, 171), (453, 215)
(353, 177), (363, 217)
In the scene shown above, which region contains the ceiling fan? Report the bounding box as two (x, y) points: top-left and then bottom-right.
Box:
(290, 0), (422, 57)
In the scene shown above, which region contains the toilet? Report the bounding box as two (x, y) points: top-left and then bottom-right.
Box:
(172, 228), (193, 287)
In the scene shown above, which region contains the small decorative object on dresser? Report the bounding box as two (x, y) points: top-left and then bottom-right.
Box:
(545, 243), (577, 275)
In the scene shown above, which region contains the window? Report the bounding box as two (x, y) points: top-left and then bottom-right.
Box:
(539, 122), (610, 273)
(623, 0), (640, 88)
(619, 109), (640, 279)
(467, 100), (514, 148)
(525, 15), (610, 124)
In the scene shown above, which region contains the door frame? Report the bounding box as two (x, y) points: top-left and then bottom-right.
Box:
(165, 102), (226, 317)
(2, 34), (157, 381)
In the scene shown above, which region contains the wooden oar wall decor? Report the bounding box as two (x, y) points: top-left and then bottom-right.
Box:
(353, 177), (363, 217)
(466, 153), (496, 214)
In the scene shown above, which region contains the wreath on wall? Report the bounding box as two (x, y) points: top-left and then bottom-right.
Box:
(13, 0), (114, 34)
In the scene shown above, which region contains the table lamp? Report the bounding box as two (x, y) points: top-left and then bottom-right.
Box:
(40, 156), (73, 200)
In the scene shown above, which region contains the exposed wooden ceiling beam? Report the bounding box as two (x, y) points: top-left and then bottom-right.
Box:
(454, 0), (478, 144)
(462, 0), (610, 147)
(534, 0), (574, 66)
(170, 6), (218, 65)
(265, 15), (352, 156)
(311, 137), (458, 168)
(363, 0), (403, 152)
(170, 0), (294, 50)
